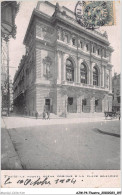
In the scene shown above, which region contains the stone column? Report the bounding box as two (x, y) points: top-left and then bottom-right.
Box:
(90, 97), (95, 113)
(77, 96), (80, 113)
(87, 68), (90, 84)
(99, 68), (101, 87)
(74, 66), (77, 83)
(102, 96), (105, 112)
(109, 69), (112, 91)
(65, 94), (68, 117)
(77, 59), (80, 83)
(57, 51), (61, 82)
(57, 27), (61, 40)
(108, 95), (112, 111)
(101, 66), (104, 87)
(70, 33), (72, 45)
(35, 48), (41, 83)
(104, 66), (107, 88)
(61, 52), (65, 82)
(90, 62), (95, 85)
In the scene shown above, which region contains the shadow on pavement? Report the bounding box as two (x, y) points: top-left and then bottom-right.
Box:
(93, 128), (120, 138)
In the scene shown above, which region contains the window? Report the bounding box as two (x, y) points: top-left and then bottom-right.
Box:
(95, 99), (99, 106)
(117, 96), (120, 103)
(82, 99), (86, 105)
(80, 41), (83, 48)
(93, 46), (95, 53)
(66, 59), (74, 82)
(68, 97), (73, 105)
(86, 44), (89, 51)
(116, 89), (120, 95)
(80, 64), (87, 84)
(93, 66), (98, 86)
(64, 34), (68, 43)
(97, 48), (100, 55)
(72, 38), (76, 46)
(104, 49), (106, 58)
(45, 99), (50, 112)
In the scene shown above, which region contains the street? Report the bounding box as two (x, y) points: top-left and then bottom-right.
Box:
(1, 116), (120, 170)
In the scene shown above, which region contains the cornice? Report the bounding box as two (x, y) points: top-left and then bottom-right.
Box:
(51, 14), (110, 46)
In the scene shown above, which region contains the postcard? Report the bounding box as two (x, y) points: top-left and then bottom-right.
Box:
(1, 0), (121, 194)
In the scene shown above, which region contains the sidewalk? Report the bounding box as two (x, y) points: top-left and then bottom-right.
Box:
(1, 118), (23, 170)
(2, 114), (119, 130)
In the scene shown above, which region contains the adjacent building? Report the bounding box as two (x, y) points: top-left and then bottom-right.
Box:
(13, 1), (113, 116)
(112, 73), (120, 112)
(1, 1), (19, 114)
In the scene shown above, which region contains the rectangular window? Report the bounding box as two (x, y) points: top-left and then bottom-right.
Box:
(95, 99), (99, 106)
(72, 38), (76, 46)
(68, 97), (73, 105)
(93, 46), (95, 53)
(86, 44), (89, 51)
(82, 99), (87, 105)
(117, 96), (120, 103)
(64, 34), (68, 43)
(104, 50), (106, 58)
(97, 49), (100, 55)
(80, 41), (83, 48)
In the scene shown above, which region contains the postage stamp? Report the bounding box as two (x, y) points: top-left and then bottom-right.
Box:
(75, 1), (116, 29)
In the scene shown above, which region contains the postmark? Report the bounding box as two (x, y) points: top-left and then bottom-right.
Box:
(75, 1), (115, 30)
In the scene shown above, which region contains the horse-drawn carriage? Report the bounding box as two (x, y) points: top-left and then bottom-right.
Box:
(104, 111), (120, 120)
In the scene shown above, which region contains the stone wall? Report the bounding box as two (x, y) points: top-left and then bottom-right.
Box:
(25, 86), (36, 116)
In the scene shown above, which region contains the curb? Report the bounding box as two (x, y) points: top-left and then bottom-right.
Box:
(1, 118), (23, 170)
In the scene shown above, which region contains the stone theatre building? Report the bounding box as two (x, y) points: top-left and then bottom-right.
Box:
(13, 1), (113, 116)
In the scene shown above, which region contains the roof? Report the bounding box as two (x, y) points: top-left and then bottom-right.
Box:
(23, 1), (111, 46)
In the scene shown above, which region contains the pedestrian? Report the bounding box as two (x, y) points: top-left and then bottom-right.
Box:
(118, 111), (120, 120)
(35, 111), (38, 119)
(43, 110), (46, 120)
(24, 106), (27, 116)
(47, 110), (50, 120)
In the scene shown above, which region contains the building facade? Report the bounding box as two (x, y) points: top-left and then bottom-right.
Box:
(112, 73), (120, 112)
(1, 1), (19, 114)
(13, 2), (113, 116)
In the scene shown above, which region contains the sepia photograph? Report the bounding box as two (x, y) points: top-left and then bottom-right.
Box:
(1, 0), (120, 175)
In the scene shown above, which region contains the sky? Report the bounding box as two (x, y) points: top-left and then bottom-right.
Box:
(9, 0), (121, 81)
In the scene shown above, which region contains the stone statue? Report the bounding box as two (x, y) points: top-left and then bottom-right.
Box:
(103, 31), (108, 39)
(55, 2), (60, 12)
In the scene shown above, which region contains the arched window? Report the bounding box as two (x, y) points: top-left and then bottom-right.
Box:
(66, 59), (74, 81)
(93, 66), (98, 86)
(80, 63), (87, 84)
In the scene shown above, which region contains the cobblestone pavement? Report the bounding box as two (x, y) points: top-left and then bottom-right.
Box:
(1, 116), (120, 170)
